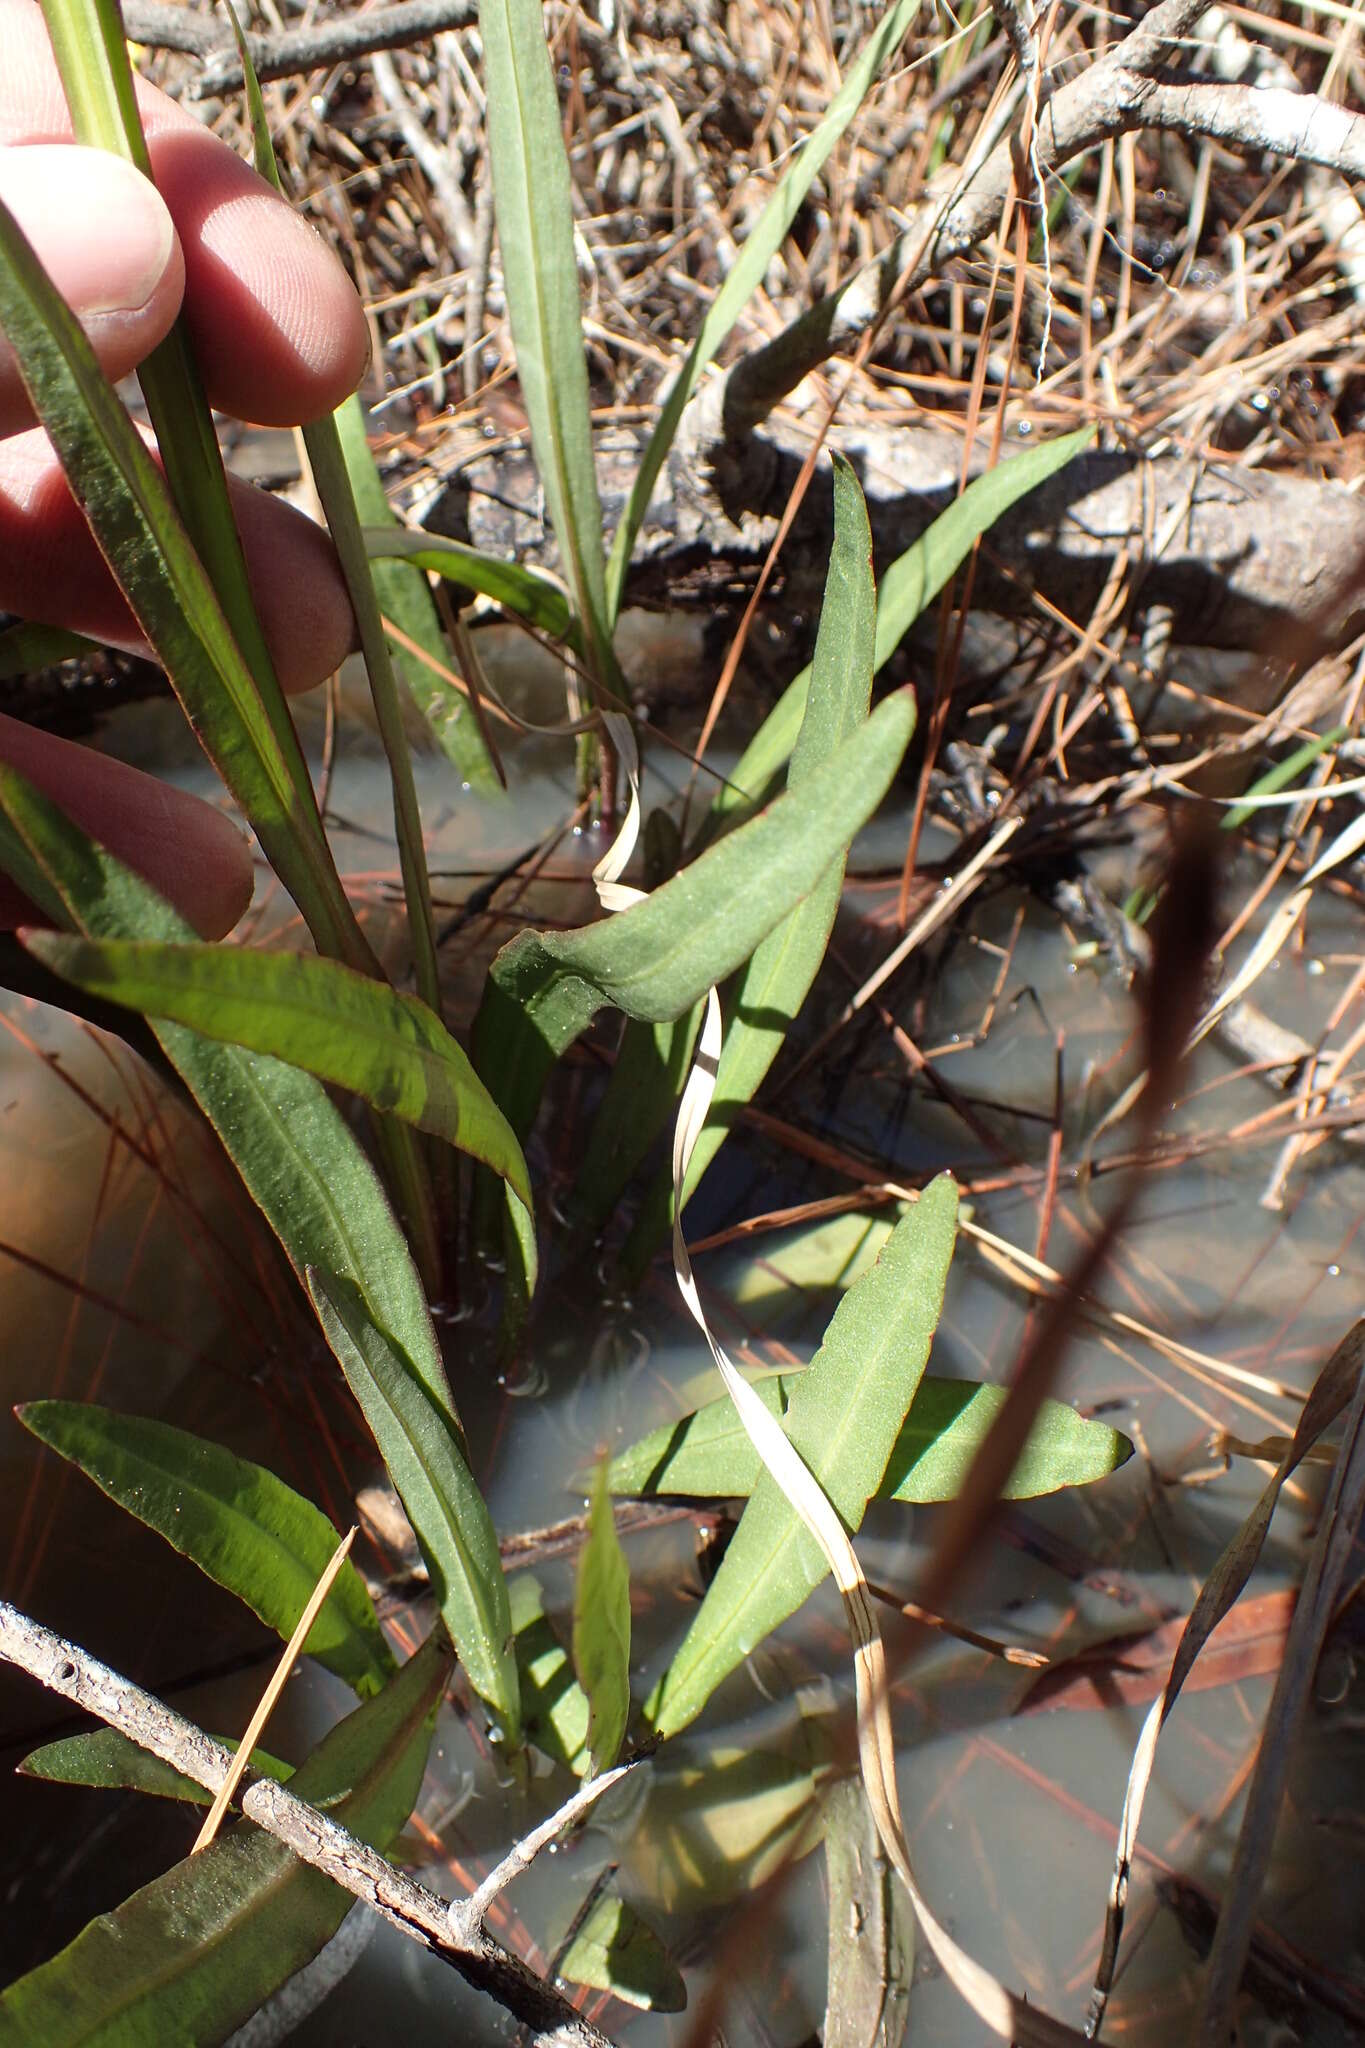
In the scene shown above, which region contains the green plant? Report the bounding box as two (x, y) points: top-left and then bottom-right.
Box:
(0, 0), (1116, 2034)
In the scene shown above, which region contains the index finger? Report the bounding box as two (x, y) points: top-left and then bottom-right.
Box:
(2, 0), (369, 427)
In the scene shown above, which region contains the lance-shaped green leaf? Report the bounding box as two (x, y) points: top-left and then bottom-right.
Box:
(0, 1629), (449, 2046)
(0, 188), (366, 971)
(572, 1460), (631, 1776)
(336, 403), (499, 788)
(17, 1401), (395, 1700)
(680, 452), (879, 1219)
(472, 688), (916, 1136)
(364, 528), (577, 644)
(605, 0), (923, 622)
(648, 1175), (960, 1737)
(309, 1270), (520, 1742)
(609, 1375), (1133, 1505)
(20, 1727), (292, 1805)
(510, 1574), (590, 1774)
(22, 930), (536, 1287)
(224, 11), (440, 1014)
(0, 764), (456, 1418)
(479, 0), (610, 680)
(561, 1896), (686, 2013)
(0, 622), (96, 677)
(569, 1006), (704, 1240)
(705, 427), (1096, 840)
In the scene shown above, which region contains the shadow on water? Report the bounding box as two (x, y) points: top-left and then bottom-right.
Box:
(1, 729), (1363, 2045)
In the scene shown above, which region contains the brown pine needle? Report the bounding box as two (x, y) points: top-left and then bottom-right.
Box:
(193, 1525), (358, 1854)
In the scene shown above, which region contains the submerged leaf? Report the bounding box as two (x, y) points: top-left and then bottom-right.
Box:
(572, 1461), (632, 1776)
(560, 1895), (686, 2013)
(648, 1176), (959, 1736)
(510, 1574), (590, 1774)
(17, 1401), (394, 1699)
(608, 1375), (1132, 1506)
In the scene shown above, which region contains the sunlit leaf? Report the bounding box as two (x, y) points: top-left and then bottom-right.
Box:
(473, 689), (916, 1136)
(560, 1895), (686, 2013)
(309, 1270), (520, 1742)
(625, 1738), (827, 1913)
(706, 428), (1095, 838)
(604, 0), (923, 621)
(609, 1374), (1132, 1505)
(0, 764), (456, 1420)
(572, 1460), (631, 1776)
(20, 1727), (292, 1805)
(479, 0), (610, 676)
(648, 1177), (959, 1736)
(24, 929), (535, 1282)
(0, 1630), (448, 2044)
(364, 529), (576, 644)
(679, 452), (880, 1217)
(17, 1401), (395, 1700)
(0, 184), (361, 967)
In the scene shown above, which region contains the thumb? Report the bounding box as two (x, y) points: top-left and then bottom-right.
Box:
(0, 143), (184, 436)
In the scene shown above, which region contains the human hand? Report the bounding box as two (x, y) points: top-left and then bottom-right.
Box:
(0, 0), (371, 937)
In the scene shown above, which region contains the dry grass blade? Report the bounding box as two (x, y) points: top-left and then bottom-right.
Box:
(1086, 1318), (1365, 2035)
(193, 1526), (358, 1854)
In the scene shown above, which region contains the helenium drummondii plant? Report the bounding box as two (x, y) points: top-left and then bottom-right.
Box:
(0, 0), (1110, 2031)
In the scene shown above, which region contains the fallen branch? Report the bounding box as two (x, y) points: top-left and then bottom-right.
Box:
(122, 0), (477, 98)
(0, 1601), (617, 2048)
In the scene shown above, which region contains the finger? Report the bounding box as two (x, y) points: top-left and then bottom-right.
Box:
(3, 0), (369, 426)
(0, 145), (185, 436)
(0, 712), (254, 939)
(0, 424), (356, 694)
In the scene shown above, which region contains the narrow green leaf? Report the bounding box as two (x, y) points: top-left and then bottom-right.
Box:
(17, 1401), (395, 1700)
(605, 0), (923, 619)
(473, 689), (916, 1136)
(309, 1270), (520, 1742)
(0, 764), (456, 1418)
(339, 415), (498, 788)
(510, 1574), (590, 1775)
(0, 1630), (449, 2047)
(648, 1175), (960, 1737)
(609, 1374), (1133, 1504)
(560, 1896), (686, 2013)
(39, 0), (321, 834)
(569, 1006), (704, 1239)
(821, 1776), (913, 2048)
(20, 1727), (292, 1805)
(0, 191), (366, 969)
(363, 528), (576, 644)
(627, 1739), (827, 1912)
(572, 1460), (631, 1776)
(680, 452), (880, 1219)
(23, 930), (536, 1280)
(479, 0), (611, 678)
(706, 428), (1096, 839)
(224, 9), (441, 1009)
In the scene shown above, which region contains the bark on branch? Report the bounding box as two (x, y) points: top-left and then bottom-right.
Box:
(0, 1601), (615, 2048)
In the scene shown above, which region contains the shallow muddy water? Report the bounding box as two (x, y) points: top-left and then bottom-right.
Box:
(1, 707), (1363, 2045)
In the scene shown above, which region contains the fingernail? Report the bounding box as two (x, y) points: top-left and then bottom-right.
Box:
(0, 145), (176, 315)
